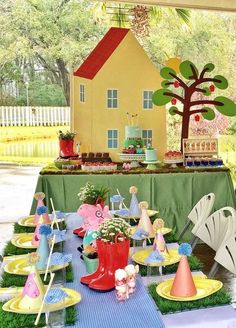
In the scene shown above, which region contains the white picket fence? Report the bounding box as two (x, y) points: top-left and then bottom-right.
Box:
(0, 106), (70, 127)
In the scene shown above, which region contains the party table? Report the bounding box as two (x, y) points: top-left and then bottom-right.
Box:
(31, 168), (236, 236)
(64, 213), (236, 328)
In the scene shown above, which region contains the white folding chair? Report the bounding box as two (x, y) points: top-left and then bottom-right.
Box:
(193, 207), (236, 250)
(210, 207), (236, 277)
(178, 193), (215, 245)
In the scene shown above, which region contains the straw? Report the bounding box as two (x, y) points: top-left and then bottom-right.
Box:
(34, 272), (55, 326)
(44, 234), (56, 281)
(50, 198), (60, 230)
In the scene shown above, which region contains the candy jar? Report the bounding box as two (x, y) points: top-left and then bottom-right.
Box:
(125, 264), (139, 295)
(115, 269), (128, 302)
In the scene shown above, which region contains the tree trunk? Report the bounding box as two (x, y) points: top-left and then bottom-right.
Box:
(56, 58), (70, 105)
(180, 106), (190, 152)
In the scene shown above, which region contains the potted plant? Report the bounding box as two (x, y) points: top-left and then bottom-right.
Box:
(80, 217), (131, 291)
(57, 130), (77, 158)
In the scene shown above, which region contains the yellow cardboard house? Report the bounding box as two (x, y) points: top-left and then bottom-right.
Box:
(71, 27), (166, 161)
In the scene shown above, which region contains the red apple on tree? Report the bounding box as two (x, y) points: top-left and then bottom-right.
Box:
(174, 81), (180, 88)
(171, 98), (177, 105)
(209, 85), (215, 92)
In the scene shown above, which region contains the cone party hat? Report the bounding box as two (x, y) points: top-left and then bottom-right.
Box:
(19, 253), (45, 310)
(137, 201), (154, 236)
(34, 192), (45, 224)
(170, 243), (197, 297)
(153, 219), (166, 252)
(129, 186), (141, 216)
(36, 225), (52, 270)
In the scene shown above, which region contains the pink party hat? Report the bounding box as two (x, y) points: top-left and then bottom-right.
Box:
(154, 232), (165, 252)
(170, 244), (197, 297)
(138, 201), (154, 236)
(19, 253), (45, 310)
(32, 222), (41, 245)
(34, 193), (50, 224)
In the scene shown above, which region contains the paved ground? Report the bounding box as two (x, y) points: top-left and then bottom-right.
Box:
(0, 164), (42, 254)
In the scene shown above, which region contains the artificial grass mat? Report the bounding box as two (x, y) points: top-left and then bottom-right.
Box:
(0, 262), (73, 287)
(3, 240), (63, 257)
(14, 222), (66, 234)
(0, 302), (76, 327)
(148, 283), (231, 314)
(138, 254), (203, 276)
(1, 223), (76, 327)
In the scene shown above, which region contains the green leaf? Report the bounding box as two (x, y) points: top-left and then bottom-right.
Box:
(152, 89), (172, 106)
(214, 97), (236, 116)
(161, 80), (171, 88)
(179, 60), (198, 80)
(175, 9), (191, 26)
(169, 106), (178, 115)
(203, 63), (215, 72)
(202, 87), (211, 96)
(201, 107), (215, 120)
(160, 67), (176, 80)
(213, 75), (228, 90)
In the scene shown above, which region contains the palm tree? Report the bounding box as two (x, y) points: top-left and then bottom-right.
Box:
(92, 2), (190, 39)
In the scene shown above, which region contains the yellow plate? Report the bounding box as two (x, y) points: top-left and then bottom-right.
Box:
(132, 248), (180, 267)
(156, 276), (223, 301)
(11, 233), (37, 249)
(130, 226), (172, 239)
(2, 287), (81, 314)
(4, 257), (69, 275)
(113, 210), (158, 220)
(18, 215), (64, 227)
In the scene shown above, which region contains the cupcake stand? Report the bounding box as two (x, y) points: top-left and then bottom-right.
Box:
(118, 153), (146, 168)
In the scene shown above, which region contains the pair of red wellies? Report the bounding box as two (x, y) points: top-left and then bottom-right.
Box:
(80, 238), (130, 291)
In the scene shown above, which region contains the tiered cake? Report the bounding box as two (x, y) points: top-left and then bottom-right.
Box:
(122, 126), (144, 154)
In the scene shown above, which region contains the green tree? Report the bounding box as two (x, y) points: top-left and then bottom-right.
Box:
(0, 0), (109, 105)
(152, 60), (236, 150)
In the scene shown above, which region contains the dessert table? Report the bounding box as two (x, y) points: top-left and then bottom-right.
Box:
(31, 167), (236, 237)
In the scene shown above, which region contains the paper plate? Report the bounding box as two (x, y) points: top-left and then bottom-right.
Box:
(11, 233), (37, 249)
(2, 288), (81, 314)
(18, 215), (64, 227)
(156, 276), (223, 301)
(132, 248), (180, 267)
(4, 257), (69, 275)
(130, 226), (172, 239)
(112, 209), (158, 220)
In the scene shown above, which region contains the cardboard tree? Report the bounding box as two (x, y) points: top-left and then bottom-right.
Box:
(152, 60), (236, 150)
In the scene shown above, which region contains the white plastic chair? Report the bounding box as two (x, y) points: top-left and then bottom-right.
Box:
(193, 207), (236, 251)
(205, 207), (236, 277)
(178, 193), (215, 243)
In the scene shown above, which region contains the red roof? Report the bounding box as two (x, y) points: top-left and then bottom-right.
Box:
(74, 27), (130, 80)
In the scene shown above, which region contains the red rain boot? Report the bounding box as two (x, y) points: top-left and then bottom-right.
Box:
(59, 139), (77, 158)
(89, 238), (130, 291)
(80, 239), (106, 285)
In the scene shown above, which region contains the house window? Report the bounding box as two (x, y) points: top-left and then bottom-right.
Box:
(107, 129), (118, 148)
(107, 89), (118, 109)
(80, 84), (85, 103)
(143, 91), (153, 109)
(142, 129), (152, 147)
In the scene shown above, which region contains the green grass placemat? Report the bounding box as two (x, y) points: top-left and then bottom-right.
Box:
(0, 263), (73, 287)
(138, 255), (203, 276)
(148, 283), (231, 314)
(14, 223), (35, 234)
(0, 303), (76, 327)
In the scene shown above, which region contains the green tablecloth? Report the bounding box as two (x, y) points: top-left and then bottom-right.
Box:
(30, 170), (236, 237)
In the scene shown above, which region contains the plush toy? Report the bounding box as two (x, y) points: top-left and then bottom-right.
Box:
(77, 203), (110, 232)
